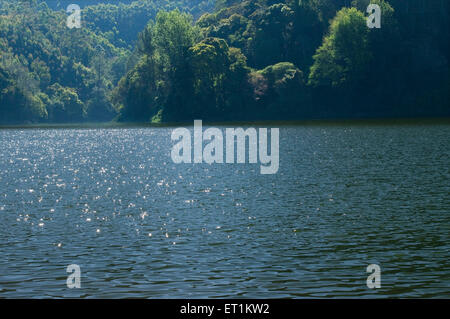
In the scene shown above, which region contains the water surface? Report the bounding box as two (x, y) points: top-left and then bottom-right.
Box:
(0, 121), (449, 298)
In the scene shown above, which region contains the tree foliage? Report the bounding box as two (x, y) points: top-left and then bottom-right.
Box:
(1, 0), (449, 124)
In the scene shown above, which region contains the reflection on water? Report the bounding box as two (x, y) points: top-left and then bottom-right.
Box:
(0, 122), (449, 298)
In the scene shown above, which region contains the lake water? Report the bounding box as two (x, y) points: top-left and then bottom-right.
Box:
(0, 121), (449, 298)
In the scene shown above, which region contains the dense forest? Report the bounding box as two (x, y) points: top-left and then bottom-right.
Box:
(0, 0), (448, 124)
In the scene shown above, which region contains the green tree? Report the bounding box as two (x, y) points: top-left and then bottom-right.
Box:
(46, 84), (86, 123)
(253, 62), (309, 119)
(308, 7), (371, 88)
(186, 37), (252, 120)
(152, 9), (200, 71)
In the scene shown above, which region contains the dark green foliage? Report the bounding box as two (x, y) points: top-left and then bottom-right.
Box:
(114, 9), (255, 123)
(253, 62), (309, 119)
(82, 0), (214, 49)
(1, 0), (449, 124)
(0, 1), (129, 123)
(0, 0), (213, 124)
(308, 7), (371, 88)
(116, 0), (448, 122)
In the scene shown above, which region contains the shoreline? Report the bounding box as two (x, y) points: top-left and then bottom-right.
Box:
(1, 116), (450, 130)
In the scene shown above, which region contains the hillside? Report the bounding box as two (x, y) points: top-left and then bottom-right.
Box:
(0, 0), (449, 124)
(115, 0), (450, 122)
(0, 0), (213, 124)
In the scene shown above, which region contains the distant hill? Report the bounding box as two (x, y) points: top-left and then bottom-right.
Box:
(41, 1), (135, 10)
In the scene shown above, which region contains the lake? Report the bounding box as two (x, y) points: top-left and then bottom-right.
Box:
(0, 121), (449, 298)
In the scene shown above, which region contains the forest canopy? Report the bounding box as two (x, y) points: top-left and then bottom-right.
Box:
(0, 0), (449, 124)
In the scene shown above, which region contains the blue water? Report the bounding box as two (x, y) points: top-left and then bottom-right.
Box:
(0, 122), (449, 298)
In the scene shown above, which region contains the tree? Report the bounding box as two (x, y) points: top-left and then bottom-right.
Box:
(152, 9), (200, 71)
(46, 84), (86, 123)
(253, 62), (309, 119)
(186, 37), (252, 120)
(308, 7), (371, 88)
(153, 10), (200, 121)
